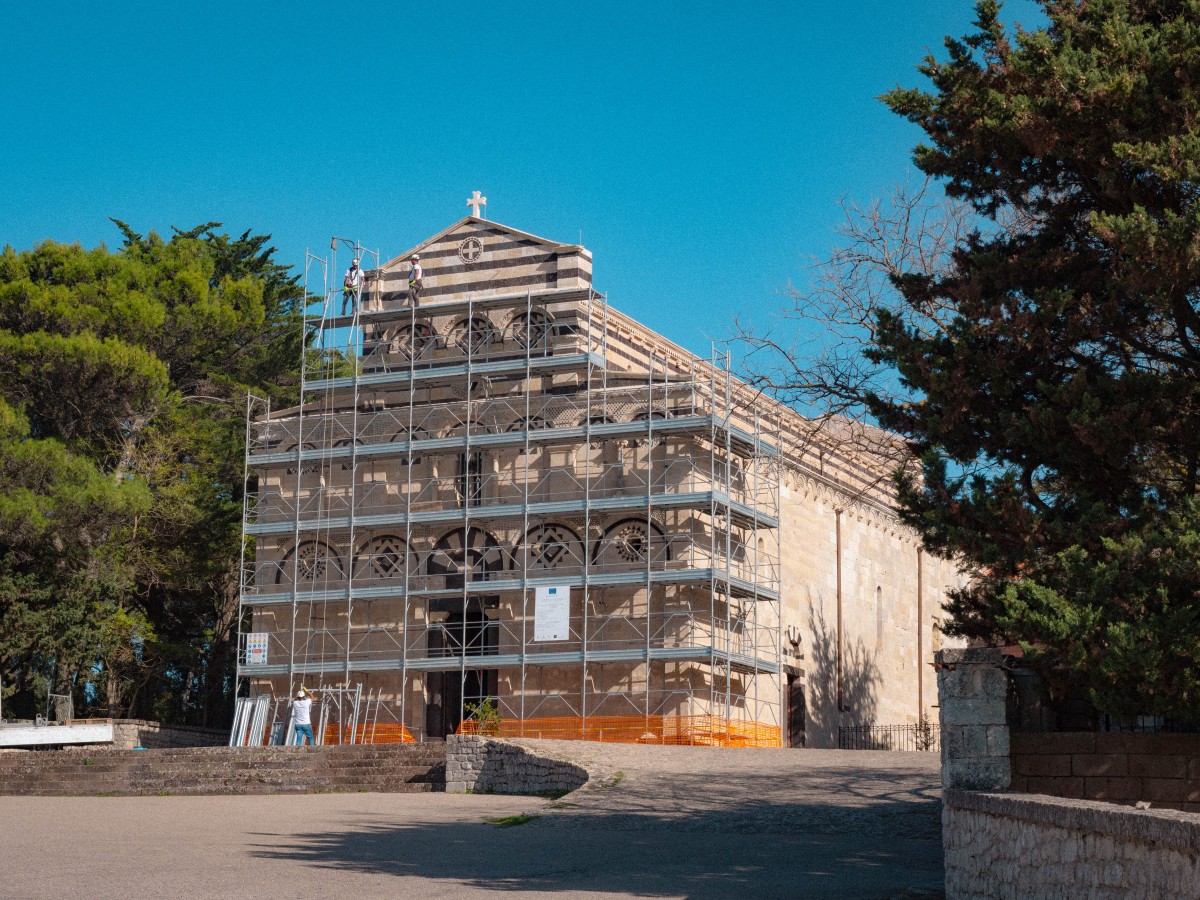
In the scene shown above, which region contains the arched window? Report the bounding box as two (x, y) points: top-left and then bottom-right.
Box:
(428, 527), (508, 586)
(353, 534), (418, 582)
(276, 539), (345, 585)
(449, 316), (498, 354)
(510, 308), (553, 350)
(388, 425), (429, 467)
(517, 523), (585, 574)
(592, 518), (671, 568)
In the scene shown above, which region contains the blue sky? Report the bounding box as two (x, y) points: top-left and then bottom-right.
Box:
(1, 0), (1043, 361)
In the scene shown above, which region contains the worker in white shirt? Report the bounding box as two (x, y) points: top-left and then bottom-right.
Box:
(408, 254), (423, 307)
(342, 258), (364, 315)
(292, 687), (318, 746)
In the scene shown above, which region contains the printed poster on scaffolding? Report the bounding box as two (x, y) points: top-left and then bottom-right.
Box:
(245, 632), (269, 665)
(534, 586), (571, 641)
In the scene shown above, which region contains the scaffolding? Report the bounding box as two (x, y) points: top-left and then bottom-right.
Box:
(235, 240), (784, 746)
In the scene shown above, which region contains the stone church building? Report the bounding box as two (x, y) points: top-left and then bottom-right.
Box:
(234, 207), (962, 749)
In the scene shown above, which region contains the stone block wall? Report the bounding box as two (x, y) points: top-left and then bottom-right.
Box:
(446, 735), (588, 795)
(943, 788), (1200, 899)
(110, 719), (228, 750)
(1010, 732), (1200, 811)
(936, 647), (1011, 790)
(938, 648), (1200, 897)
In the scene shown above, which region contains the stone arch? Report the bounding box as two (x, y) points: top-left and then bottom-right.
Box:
(427, 526), (508, 584)
(353, 533), (418, 581)
(282, 441), (321, 476)
(276, 539), (345, 585)
(515, 522), (585, 574)
(629, 407), (669, 448)
(449, 316), (499, 354)
(592, 517), (671, 567)
(387, 424), (431, 466)
(379, 319), (437, 359)
(509, 307), (554, 350)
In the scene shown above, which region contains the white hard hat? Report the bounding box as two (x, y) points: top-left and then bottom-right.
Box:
(411, 254), (419, 261)
(296, 689), (306, 698)
(352, 258), (360, 266)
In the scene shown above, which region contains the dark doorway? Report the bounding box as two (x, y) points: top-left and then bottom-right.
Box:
(425, 596), (499, 738)
(787, 673), (807, 748)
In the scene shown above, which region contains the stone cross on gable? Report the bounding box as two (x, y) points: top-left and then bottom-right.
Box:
(467, 191), (487, 218)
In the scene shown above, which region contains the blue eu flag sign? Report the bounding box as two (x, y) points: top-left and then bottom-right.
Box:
(535, 585), (570, 641)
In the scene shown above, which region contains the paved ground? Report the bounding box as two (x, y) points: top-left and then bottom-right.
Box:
(0, 743), (944, 899)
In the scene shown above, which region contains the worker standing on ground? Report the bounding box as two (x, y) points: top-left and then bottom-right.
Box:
(293, 687), (318, 746)
(342, 258), (364, 315)
(408, 254), (423, 307)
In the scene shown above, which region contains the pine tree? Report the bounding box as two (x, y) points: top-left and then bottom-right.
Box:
(874, 0), (1200, 719)
(0, 224), (302, 725)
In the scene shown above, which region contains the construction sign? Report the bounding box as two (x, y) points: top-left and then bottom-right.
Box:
(534, 586), (571, 641)
(245, 633), (269, 665)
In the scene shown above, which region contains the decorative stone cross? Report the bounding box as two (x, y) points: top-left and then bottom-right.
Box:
(466, 190), (487, 218)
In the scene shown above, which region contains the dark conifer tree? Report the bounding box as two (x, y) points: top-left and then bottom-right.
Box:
(874, 1), (1200, 719)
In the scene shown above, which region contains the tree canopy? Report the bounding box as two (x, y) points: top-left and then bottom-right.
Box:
(868, 0), (1200, 719)
(0, 223), (301, 726)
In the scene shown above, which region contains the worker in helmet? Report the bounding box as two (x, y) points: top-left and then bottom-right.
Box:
(342, 258), (364, 315)
(408, 254), (423, 307)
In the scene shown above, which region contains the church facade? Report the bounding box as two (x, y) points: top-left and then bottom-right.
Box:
(235, 212), (962, 748)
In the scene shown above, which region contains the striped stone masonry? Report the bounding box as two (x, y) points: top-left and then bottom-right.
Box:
(373, 217), (592, 307)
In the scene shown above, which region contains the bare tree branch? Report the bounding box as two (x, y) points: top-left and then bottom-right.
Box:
(732, 177), (983, 497)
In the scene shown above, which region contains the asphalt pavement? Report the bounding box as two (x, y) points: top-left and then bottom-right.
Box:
(0, 744), (944, 899)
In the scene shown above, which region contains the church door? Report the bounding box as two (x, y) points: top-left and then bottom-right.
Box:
(786, 674), (806, 748)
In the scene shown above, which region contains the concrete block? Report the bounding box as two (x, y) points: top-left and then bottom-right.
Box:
(944, 757), (1011, 791)
(936, 647), (1006, 667)
(1083, 776), (1144, 802)
(1141, 779), (1188, 804)
(977, 665), (1009, 699)
(1127, 754), (1187, 780)
(1023, 775), (1085, 798)
(1013, 752), (1072, 777)
(1072, 753), (1129, 777)
(963, 726), (990, 758)
(940, 698), (1007, 726)
(1026, 732), (1097, 755)
(986, 725), (1010, 757)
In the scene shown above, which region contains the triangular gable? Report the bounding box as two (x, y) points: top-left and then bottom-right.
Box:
(373, 216), (592, 307)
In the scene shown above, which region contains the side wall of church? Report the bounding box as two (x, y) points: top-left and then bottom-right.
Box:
(780, 468), (966, 748)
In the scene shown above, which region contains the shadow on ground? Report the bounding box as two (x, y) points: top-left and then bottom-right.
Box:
(248, 777), (945, 899)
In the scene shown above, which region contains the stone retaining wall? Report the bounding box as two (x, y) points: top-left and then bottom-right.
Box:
(1011, 732), (1200, 811)
(446, 735), (589, 795)
(944, 788), (1200, 899)
(110, 719), (228, 750)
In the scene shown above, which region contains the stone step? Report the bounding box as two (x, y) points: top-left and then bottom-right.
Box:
(3, 765), (443, 783)
(0, 746), (446, 763)
(0, 750), (445, 770)
(0, 743), (447, 796)
(0, 781), (439, 796)
(3, 763), (442, 780)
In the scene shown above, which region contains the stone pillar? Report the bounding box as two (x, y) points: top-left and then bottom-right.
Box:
(936, 647), (1011, 790)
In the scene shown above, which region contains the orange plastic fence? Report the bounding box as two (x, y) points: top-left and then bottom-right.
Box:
(457, 714), (780, 748)
(322, 721), (416, 745)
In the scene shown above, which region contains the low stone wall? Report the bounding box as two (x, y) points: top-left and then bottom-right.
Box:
(445, 735), (589, 795)
(1011, 732), (1200, 811)
(110, 720), (228, 750)
(944, 788), (1200, 899)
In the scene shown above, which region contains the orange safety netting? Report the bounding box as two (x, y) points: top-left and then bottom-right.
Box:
(457, 714), (780, 748)
(322, 721), (416, 745)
